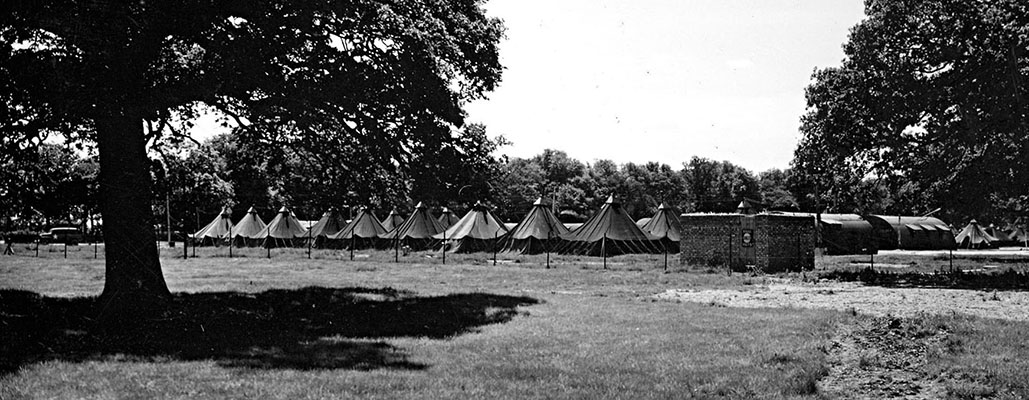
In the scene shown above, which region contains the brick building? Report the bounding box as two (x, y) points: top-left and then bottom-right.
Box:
(679, 213), (815, 272)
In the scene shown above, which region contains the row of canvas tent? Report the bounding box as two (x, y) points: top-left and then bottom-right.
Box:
(192, 196), (681, 256)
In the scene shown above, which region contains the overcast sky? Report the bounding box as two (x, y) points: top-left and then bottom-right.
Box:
(464, 0), (867, 173)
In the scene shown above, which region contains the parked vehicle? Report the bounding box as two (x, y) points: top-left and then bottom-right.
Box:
(39, 227), (85, 245)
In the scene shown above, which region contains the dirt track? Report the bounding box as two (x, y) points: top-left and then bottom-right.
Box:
(655, 278), (1029, 322)
(656, 279), (1027, 399)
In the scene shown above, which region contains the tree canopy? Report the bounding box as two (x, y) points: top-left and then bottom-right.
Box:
(794, 0), (1029, 222)
(2, 0), (505, 309)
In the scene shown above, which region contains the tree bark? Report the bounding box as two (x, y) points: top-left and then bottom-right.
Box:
(96, 110), (171, 314)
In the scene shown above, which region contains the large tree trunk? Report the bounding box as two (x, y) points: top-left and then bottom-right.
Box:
(96, 110), (171, 314)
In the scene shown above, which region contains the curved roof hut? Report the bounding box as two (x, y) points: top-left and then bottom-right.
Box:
(499, 198), (570, 255)
(557, 195), (659, 256)
(381, 208), (406, 232)
(330, 207), (387, 249)
(640, 203), (681, 253)
(433, 201), (508, 253)
(192, 206), (233, 246)
(438, 207), (461, 228)
(955, 220), (997, 249)
(230, 206), (267, 247)
(379, 202), (445, 250)
(259, 206), (309, 248)
(865, 215), (956, 250)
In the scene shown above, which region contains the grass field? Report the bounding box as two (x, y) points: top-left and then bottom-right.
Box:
(2, 247), (1029, 398)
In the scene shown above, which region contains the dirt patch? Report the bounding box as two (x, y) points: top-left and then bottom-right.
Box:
(656, 280), (1028, 399)
(819, 316), (949, 399)
(655, 280), (1029, 321)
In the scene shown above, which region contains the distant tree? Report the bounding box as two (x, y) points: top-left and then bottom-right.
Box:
(3, 1), (504, 311)
(152, 141), (234, 235)
(682, 157), (759, 212)
(623, 162), (688, 219)
(757, 168), (798, 211)
(794, 0), (1029, 222)
(494, 157), (544, 221)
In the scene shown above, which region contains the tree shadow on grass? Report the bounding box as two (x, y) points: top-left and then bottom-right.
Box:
(0, 287), (539, 374)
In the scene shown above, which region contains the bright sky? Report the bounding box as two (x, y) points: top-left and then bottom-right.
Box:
(464, 0), (867, 173)
(188, 1), (866, 174)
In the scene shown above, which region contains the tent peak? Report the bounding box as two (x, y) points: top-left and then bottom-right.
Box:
(533, 197), (543, 206)
(277, 206), (289, 213)
(658, 203), (668, 210)
(605, 195), (618, 205)
(246, 206), (257, 213)
(414, 202), (426, 209)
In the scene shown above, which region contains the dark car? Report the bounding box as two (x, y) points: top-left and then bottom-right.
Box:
(40, 227), (85, 245)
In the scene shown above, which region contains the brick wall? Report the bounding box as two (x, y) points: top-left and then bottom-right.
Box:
(754, 215), (815, 272)
(680, 214), (739, 268)
(680, 213), (814, 272)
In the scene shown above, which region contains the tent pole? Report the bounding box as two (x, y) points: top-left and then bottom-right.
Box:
(267, 243), (270, 259)
(94, 238), (97, 259)
(545, 233), (550, 270)
(35, 239), (38, 257)
(395, 237), (399, 263)
(228, 221), (233, 258)
(493, 230), (498, 266)
(307, 221), (312, 259)
(664, 246), (667, 271)
(602, 233), (607, 270)
(350, 235), (354, 261)
(64, 242), (67, 258)
(949, 249), (953, 273)
(442, 228), (446, 265)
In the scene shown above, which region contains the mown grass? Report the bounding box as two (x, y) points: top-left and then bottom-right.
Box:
(1, 248), (838, 399)
(893, 314), (1029, 399)
(3, 249), (1029, 398)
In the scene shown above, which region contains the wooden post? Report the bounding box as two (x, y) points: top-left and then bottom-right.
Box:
(35, 240), (38, 257)
(64, 242), (67, 258)
(949, 249), (953, 273)
(94, 239), (98, 259)
(267, 244), (270, 259)
(183, 232), (188, 260)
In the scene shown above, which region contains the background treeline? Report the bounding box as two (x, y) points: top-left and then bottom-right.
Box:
(7, 129), (1021, 235)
